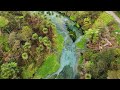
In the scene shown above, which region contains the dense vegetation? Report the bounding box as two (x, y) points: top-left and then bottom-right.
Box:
(0, 11), (120, 79)
(0, 11), (64, 79)
(60, 11), (120, 79)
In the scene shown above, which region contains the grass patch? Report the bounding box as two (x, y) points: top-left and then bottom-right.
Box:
(55, 34), (64, 53)
(78, 56), (83, 64)
(22, 63), (37, 79)
(76, 36), (87, 49)
(92, 12), (114, 29)
(34, 54), (60, 79)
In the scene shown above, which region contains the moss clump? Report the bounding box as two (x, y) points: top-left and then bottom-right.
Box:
(32, 33), (38, 40)
(42, 37), (51, 47)
(22, 52), (28, 60)
(42, 28), (48, 34)
(20, 26), (33, 41)
(36, 45), (44, 53)
(85, 73), (91, 79)
(22, 63), (37, 79)
(0, 62), (19, 79)
(38, 36), (43, 43)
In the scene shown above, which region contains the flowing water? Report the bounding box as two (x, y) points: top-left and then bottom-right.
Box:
(30, 11), (83, 79)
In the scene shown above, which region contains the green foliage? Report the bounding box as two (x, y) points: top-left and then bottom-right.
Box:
(85, 73), (91, 79)
(83, 48), (120, 79)
(42, 28), (48, 34)
(22, 63), (37, 79)
(84, 61), (94, 72)
(8, 32), (16, 46)
(12, 40), (20, 51)
(36, 45), (44, 53)
(42, 37), (51, 47)
(114, 11), (120, 18)
(85, 28), (99, 43)
(70, 15), (76, 21)
(111, 22), (120, 44)
(20, 26), (33, 41)
(75, 23), (80, 28)
(0, 35), (10, 52)
(82, 17), (92, 30)
(0, 16), (9, 28)
(82, 12), (114, 43)
(23, 42), (31, 51)
(0, 11), (63, 79)
(38, 36), (43, 43)
(34, 54), (60, 79)
(92, 12), (114, 29)
(32, 33), (38, 40)
(76, 36), (87, 49)
(78, 56), (83, 64)
(22, 52), (28, 60)
(107, 70), (120, 79)
(83, 49), (94, 61)
(0, 62), (19, 79)
(114, 48), (120, 56)
(54, 33), (64, 53)
(113, 30), (120, 33)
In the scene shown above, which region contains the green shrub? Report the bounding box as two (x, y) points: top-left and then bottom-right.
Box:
(20, 26), (33, 41)
(22, 52), (28, 60)
(22, 63), (37, 79)
(0, 16), (9, 28)
(85, 73), (91, 79)
(23, 42), (31, 51)
(32, 33), (38, 40)
(36, 44), (44, 53)
(38, 36), (43, 43)
(0, 35), (10, 52)
(42, 28), (48, 34)
(0, 62), (19, 79)
(107, 70), (120, 79)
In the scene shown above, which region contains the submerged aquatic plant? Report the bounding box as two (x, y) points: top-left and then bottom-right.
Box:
(32, 33), (38, 40)
(22, 52), (28, 60)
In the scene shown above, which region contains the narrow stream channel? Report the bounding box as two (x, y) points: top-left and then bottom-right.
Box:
(30, 11), (83, 79)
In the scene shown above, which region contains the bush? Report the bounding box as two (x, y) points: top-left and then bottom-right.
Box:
(22, 63), (37, 79)
(0, 62), (19, 79)
(32, 33), (38, 40)
(0, 16), (9, 28)
(22, 52), (28, 60)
